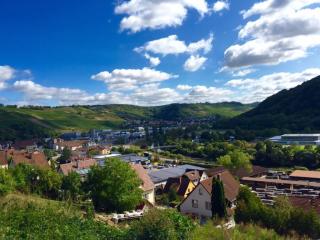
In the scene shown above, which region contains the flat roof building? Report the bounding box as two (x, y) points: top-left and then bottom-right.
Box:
(270, 134), (320, 145)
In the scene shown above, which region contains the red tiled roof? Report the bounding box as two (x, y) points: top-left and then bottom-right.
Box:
(201, 170), (240, 202)
(59, 159), (96, 175)
(11, 151), (49, 168)
(205, 166), (227, 177)
(131, 164), (155, 192)
(233, 165), (268, 179)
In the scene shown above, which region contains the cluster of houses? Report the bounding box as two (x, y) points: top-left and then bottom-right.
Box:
(2, 137), (320, 221)
(59, 128), (146, 144)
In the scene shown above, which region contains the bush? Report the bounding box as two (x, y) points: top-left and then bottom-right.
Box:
(0, 169), (15, 196)
(0, 195), (125, 240)
(190, 223), (284, 240)
(235, 186), (320, 238)
(128, 209), (194, 240)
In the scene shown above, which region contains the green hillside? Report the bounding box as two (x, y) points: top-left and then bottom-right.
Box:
(0, 102), (254, 140)
(226, 75), (320, 132)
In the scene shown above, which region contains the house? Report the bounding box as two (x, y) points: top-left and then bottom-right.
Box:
(90, 145), (111, 155)
(163, 170), (208, 198)
(290, 170), (320, 182)
(2, 150), (49, 168)
(59, 158), (97, 177)
(131, 164), (155, 205)
(53, 139), (87, 151)
(12, 139), (38, 151)
(179, 169), (240, 220)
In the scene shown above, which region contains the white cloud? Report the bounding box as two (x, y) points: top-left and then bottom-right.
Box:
(135, 34), (213, 72)
(136, 34), (213, 56)
(13, 80), (89, 105)
(231, 68), (256, 77)
(213, 1), (229, 12)
(91, 68), (177, 91)
(184, 55), (207, 72)
(187, 34), (214, 54)
(115, 0), (209, 32)
(0, 65), (15, 90)
(225, 68), (320, 103)
(224, 1), (320, 69)
(177, 84), (193, 91)
(144, 54), (161, 67)
(135, 35), (188, 56)
(241, 0), (320, 19)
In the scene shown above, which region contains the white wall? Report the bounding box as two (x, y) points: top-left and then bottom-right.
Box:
(144, 189), (155, 205)
(180, 184), (212, 218)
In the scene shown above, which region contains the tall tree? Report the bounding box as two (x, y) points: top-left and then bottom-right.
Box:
(211, 177), (227, 219)
(217, 149), (252, 172)
(85, 158), (142, 213)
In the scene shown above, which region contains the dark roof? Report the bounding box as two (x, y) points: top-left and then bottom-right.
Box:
(184, 170), (200, 181)
(233, 165), (268, 179)
(201, 170), (240, 202)
(12, 139), (38, 149)
(163, 175), (194, 196)
(148, 165), (204, 184)
(289, 196), (320, 215)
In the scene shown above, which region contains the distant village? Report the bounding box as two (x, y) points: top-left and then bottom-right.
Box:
(1, 130), (320, 224)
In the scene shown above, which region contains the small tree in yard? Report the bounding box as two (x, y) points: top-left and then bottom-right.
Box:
(59, 147), (72, 164)
(85, 158), (142, 213)
(211, 177), (227, 219)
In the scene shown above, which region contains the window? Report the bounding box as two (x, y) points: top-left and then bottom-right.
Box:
(199, 188), (203, 195)
(192, 199), (198, 208)
(205, 201), (211, 210)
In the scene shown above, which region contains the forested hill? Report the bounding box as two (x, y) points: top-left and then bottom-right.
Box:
(0, 102), (254, 140)
(226, 75), (320, 132)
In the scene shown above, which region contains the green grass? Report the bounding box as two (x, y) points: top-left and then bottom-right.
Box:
(0, 194), (125, 240)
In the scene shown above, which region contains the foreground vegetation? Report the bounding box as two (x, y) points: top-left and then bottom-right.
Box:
(0, 193), (288, 240)
(0, 158), (144, 213)
(236, 187), (320, 239)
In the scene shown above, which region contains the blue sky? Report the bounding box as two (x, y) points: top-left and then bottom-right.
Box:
(0, 0), (320, 106)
